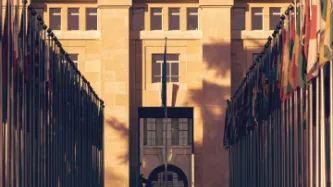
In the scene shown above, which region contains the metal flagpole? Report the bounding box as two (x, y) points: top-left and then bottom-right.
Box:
(330, 59), (333, 187)
(163, 37), (168, 187)
(309, 83), (313, 187)
(315, 77), (319, 186)
(319, 67), (325, 187)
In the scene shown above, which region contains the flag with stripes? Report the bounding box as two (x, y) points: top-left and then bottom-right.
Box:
(306, 0), (320, 81)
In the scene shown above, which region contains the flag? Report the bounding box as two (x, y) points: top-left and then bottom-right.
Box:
(297, 0), (307, 88)
(161, 38), (167, 107)
(262, 49), (271, 120)
(281, 10), (291, 100)
(270, 36), (278, 111)
(307, 0), (320, 81)
(304, 0), (311, 60)
(319, 0), (332, 67)
(247, 73), (257, 130)
(290, 2), (299, 91)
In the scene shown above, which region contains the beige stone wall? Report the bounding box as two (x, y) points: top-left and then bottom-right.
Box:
(231, 1), (291, 94)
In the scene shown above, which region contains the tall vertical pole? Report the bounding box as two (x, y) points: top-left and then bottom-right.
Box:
(162, 37), (168, 187)
(319, 67), (325, 187)
(315, 77), (319, 186)
(309, 83), (313, 187)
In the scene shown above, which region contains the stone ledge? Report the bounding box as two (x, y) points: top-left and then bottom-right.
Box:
(53, 30), (101, 40)
(131, 30), (202, 40)
(232, 30), (274, 40)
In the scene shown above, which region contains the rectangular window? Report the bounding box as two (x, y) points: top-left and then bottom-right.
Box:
(131, 8), (145, 31)
(69, 54), (79, 68)
(152, 54), (179, 83)
(151, 8), (162, 30)
(68, 8), (79, 31)
(144, 118), (191, 146)
(232, 8), (245, 30)
(145, 118), (157, 146)
(251, 7), (263, 30)
(269, 7), (281, 30)
(86, 8), (97, 30)
(50, 8), (61, 30)
(169, 8), (180, 30)
(178, 118), (189, 145)
(162, 118), (172, 146)
(187, 8), (198, 30)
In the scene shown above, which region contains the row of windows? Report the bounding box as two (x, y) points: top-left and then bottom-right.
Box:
(232, 7), (283, 31)
(66, 53), (178, 83)
(49, 7), (284, 31)
(49, 8), (97, 31)
(144, 118), (192, 146)
(131, 8), (198, 31)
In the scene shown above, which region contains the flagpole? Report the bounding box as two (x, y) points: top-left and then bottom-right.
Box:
(163, 37), (168, 187)
(328, 60), (333, 187)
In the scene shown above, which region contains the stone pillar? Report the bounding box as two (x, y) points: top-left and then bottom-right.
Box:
(98, 0), (131, 186)
(199, 0), (233, 186)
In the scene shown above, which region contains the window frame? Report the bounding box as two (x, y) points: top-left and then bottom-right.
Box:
(251, 7), (264, 30)
(144, 118), (157, 146)
(168, 8), (180, 31)
(186, 8), (199, 30)
(152, 54), (180, 83)
(67, 8), (80, 31)
(49, 8), (62, 30)
(150, 8), (163, 30)
(178, 118), (189, 146)
(143, 118), (192, 146)
(269, 7), (281, 30)
(86, 8), (98, 31)
(162, 118), (172, 146)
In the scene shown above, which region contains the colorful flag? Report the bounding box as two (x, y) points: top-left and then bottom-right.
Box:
(297, 0), (307, 88)
(290, 3), (299, 91)
(307, 0), (320, 81)
(281, 10), (291, 100)
(319, 0), (332, 67)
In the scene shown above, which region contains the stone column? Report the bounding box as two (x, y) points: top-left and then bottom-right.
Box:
(98, 0), (131, 186)
(199, 0), (233, 186)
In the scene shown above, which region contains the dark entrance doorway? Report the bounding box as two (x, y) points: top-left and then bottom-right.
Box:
(147, 164), (188, 187)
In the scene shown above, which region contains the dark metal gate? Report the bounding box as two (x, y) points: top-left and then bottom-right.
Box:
(0, 2), (104, 187)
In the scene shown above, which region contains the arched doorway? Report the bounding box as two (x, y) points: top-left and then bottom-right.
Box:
(146, 164), (188, 187)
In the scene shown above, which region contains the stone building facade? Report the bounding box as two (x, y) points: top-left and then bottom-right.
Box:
(27, 0), (291, 186)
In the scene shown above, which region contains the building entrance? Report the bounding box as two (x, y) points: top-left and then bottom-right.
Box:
(147, 164), (188, 187)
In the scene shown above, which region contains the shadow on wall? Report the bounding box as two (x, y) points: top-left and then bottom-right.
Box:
(104, 37), (265, 187)
(184, 41), (232, 187)
(185, 38), (263, 187)
(104, 118), (130, 185)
